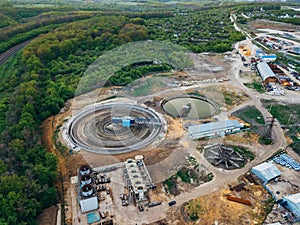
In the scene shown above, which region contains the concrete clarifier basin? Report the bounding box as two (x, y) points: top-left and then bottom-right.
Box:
(63, 102), (167, 154)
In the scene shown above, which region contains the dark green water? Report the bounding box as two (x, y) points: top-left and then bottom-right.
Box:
(162, 97), (217, 119)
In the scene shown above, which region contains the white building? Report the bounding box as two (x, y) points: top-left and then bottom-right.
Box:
(256, 62), (279, 85)
(251, 162), (281, 183)
(283, 193), (300, 218)
(78, 184), (98, 213)
(188, 120), (244, 140)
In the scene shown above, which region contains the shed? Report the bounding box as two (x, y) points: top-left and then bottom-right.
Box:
(283, 193), (300, 218)
(122, 119), (131, 127)
(251, 162), (281, 183)
(260, 55), (277, 62)
(256, 62), (279, 85)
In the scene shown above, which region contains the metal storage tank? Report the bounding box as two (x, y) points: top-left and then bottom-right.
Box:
(79, 165), (91, 175)
(81, 174), (92, 185)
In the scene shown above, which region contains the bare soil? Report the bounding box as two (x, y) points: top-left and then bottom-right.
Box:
(247, 19), (300, 32)
(166, 180), (272, 225)
(37, 205), (57, 225)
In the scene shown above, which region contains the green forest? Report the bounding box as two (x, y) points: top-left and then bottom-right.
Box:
(0, 1), (298, 224)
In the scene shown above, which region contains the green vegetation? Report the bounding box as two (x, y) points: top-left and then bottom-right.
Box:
(233, 146), (255, 161)
(130, 76), (167, 97)
(232, 105), (265, 125)
(262, 100), (300, 155)
(262, 198), (275, 216)
(0, 14), (154, 224)
(163, 156), (213, 196)
(184, 199), (206, 221)
(223, 90), (245, 106)
(146, 9), (245, 53)
(244, 80), (265, 94)
(259, 136), (274, 145)
(110, 63), (172, 86)
(0, 12), (97, 53)
(0, 1), (286, 224)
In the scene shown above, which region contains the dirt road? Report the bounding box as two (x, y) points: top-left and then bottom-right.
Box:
(171, 54), (290, 206)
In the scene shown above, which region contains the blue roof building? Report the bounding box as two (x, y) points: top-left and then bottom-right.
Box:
(122, 119), (131, 127)
(188, 120), (244, 140)
(87, 211), (101, 224)
(260, 55), (277, 62)
(251, 162), (281, 183)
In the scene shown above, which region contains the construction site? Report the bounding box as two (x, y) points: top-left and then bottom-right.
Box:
(237, 39), (300, 95)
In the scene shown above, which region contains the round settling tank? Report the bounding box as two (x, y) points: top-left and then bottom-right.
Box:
(161, 95), (218, 119)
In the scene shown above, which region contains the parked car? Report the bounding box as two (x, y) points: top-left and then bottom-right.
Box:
(148, 202), (161, 207)
(168, 201), (176, 206)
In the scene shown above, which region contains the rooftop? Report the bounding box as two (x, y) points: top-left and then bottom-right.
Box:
(257, 62), (278, 81)
(284, 193), (300, 204)
(188, 120), (243, 135)
(283, 193), (300, 217)
(251, 162), (281, 182)
(124, 158), (153, 193)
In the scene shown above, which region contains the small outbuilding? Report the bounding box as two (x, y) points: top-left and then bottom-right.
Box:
(256, 62), (279, 85)
(251, 162), (281, 183)
(260, 54), (277, 62)
(283, 193), (300, 218)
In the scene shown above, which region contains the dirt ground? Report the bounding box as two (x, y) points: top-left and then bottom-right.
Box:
(165, 179), (272, 225)
(247, 19), (300, 32)
(37, 205), (58, 225)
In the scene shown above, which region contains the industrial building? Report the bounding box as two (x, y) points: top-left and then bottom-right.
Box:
(256, 62), (279, 85)
(77, 165), (99, 213)
(123, 156), (154, 203)
(260, 55), (277, 62)
(188, 120), (244, 140)
(251, 162), (281, 183)
(282, 193), (300, 218)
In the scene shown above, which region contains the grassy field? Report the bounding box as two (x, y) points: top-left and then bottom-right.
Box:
(262, 100), (300, 155)
(244, 80), (265, 93)
(232, 105), (265, 125)
(233, 146), (255, 161)
(130, 76), (167, 97)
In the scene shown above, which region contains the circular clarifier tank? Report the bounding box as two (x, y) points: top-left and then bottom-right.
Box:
(161, 95), (218, 119)
(66, 103), (166, 154)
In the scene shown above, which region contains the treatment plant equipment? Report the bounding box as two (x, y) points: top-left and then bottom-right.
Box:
(64, 102), (167, 154)
(77, 165), (98, 213)
(123, 157), (155, 204)
(204, 144), (246, 170)
(112, 116), (162, 128)
(161, 94), (219, 120)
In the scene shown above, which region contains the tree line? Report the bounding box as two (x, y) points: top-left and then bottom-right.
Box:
(0, 5), (246, 224)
